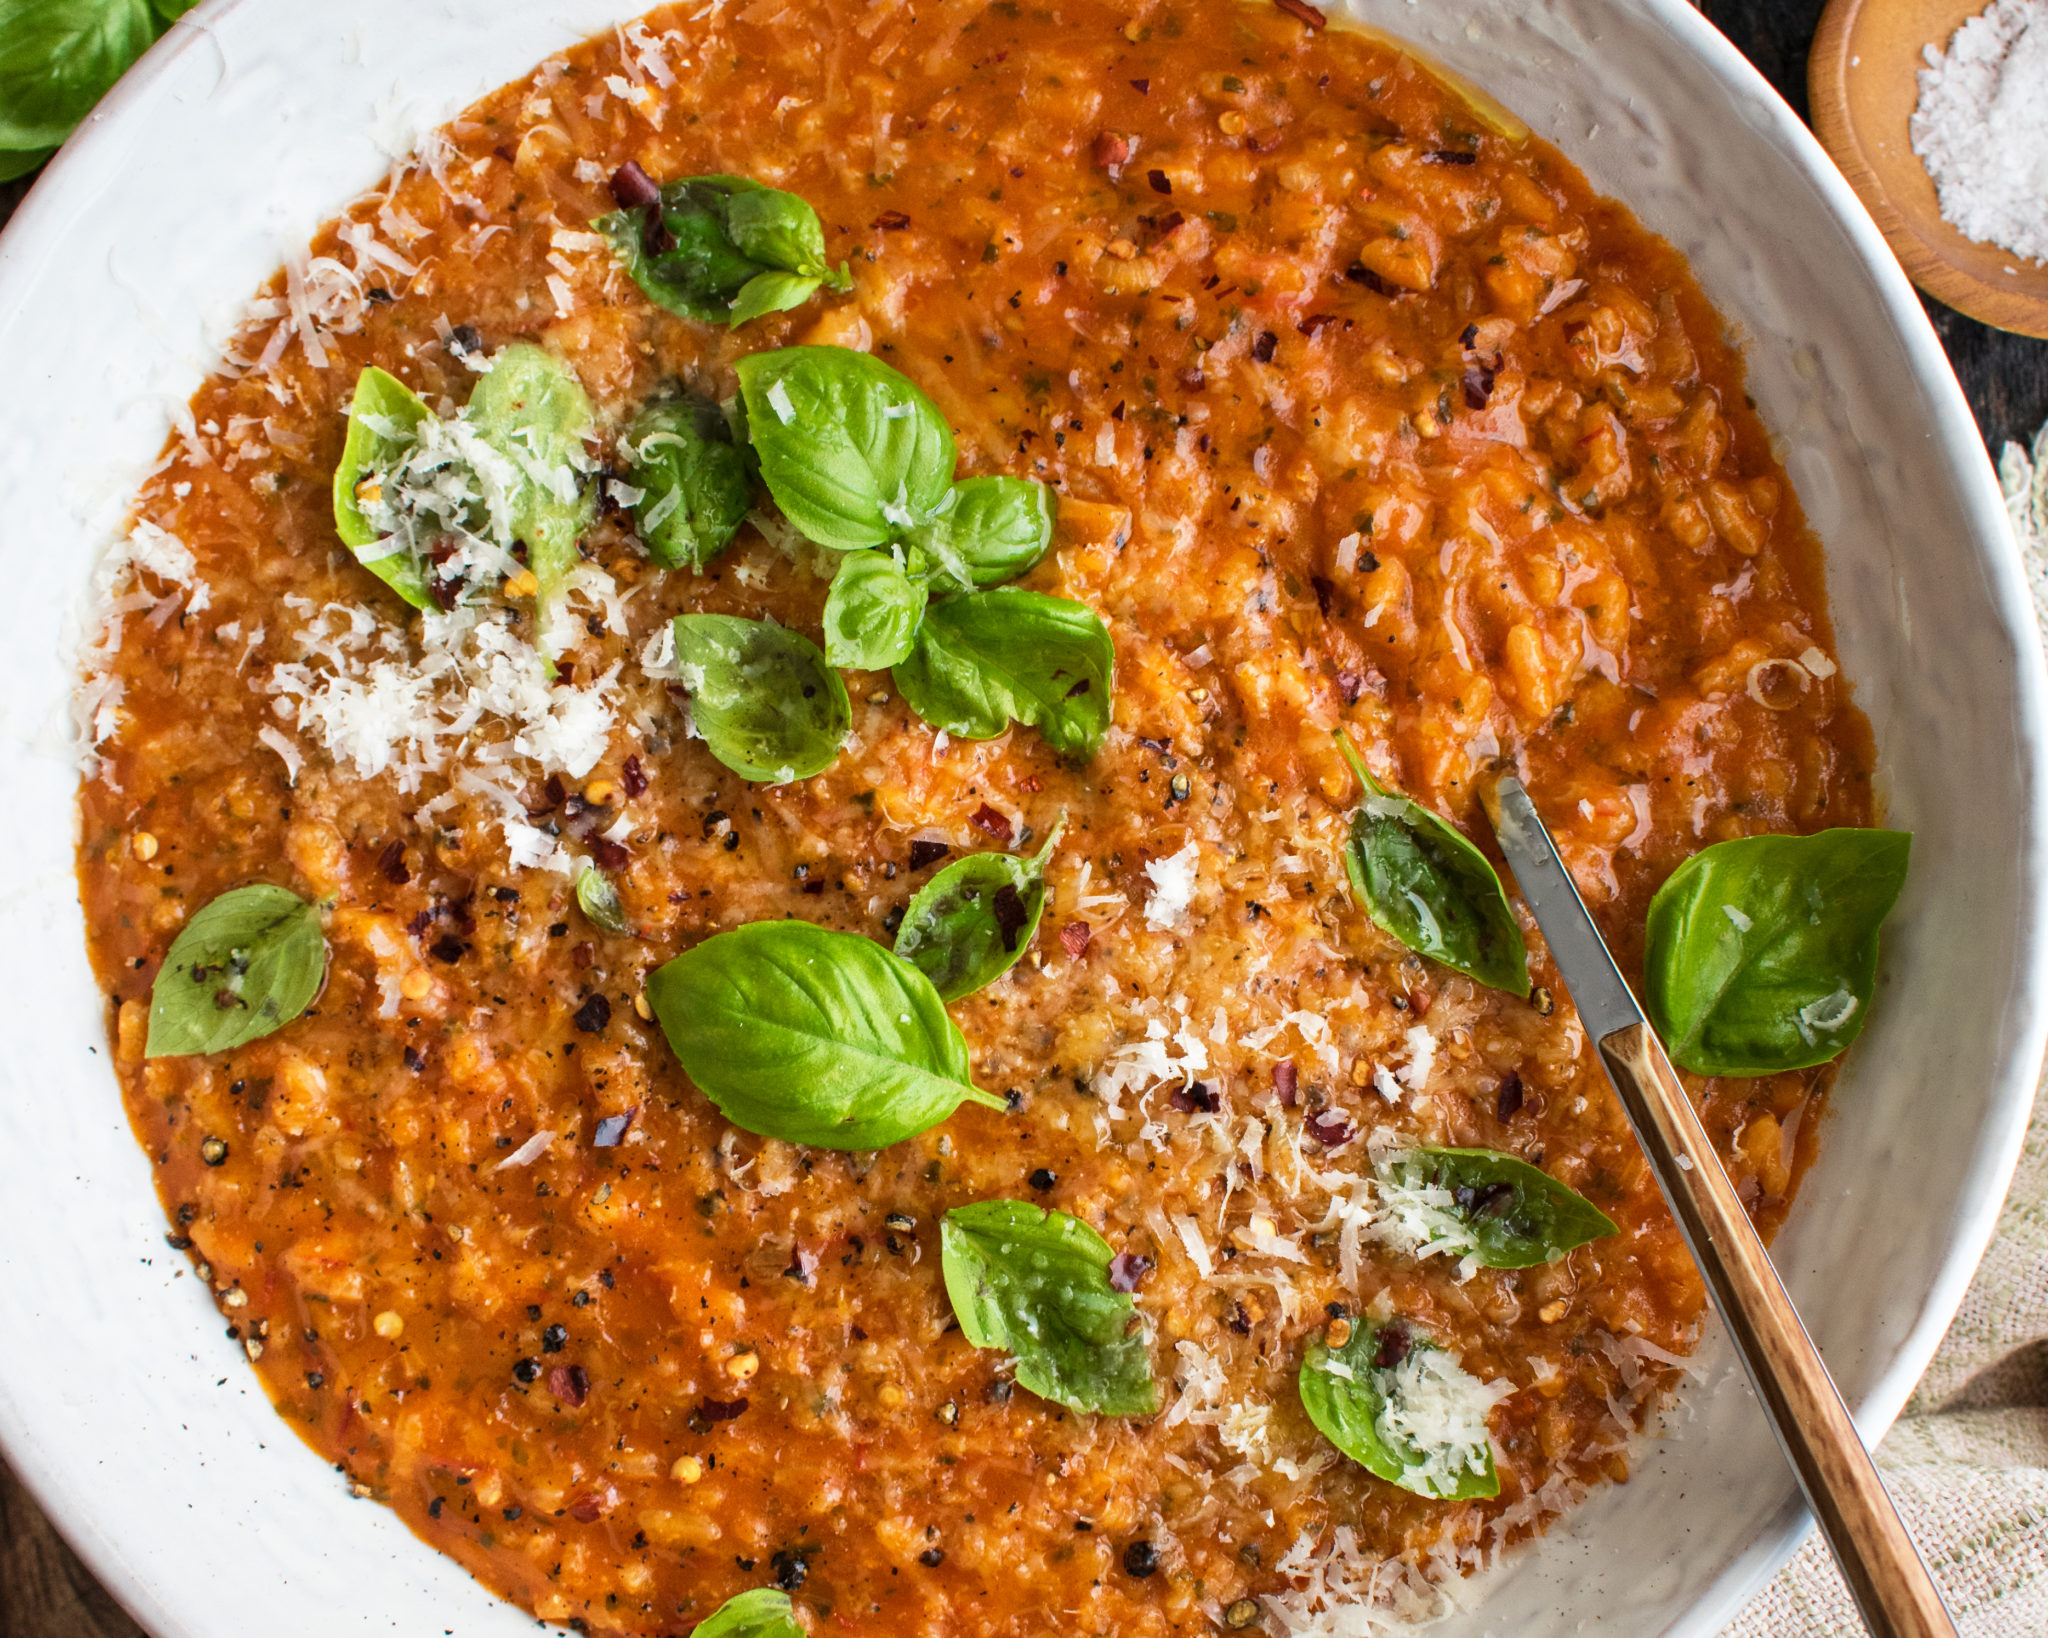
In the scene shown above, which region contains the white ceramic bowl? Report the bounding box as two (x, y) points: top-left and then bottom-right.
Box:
(0, 2), (2040, 1634)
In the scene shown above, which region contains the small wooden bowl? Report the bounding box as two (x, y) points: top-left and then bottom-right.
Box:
(1811, 0), (2048, 338)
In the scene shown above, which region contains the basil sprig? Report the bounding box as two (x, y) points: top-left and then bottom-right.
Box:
(1377, 1146), (1617, 1268)
(646, 920), (1007, 1150)
(671, 614), (849, 784)
(622, 395), (751, 572)
(333, 366), (435, 610)
(894, 590), (1113, 759)
(823, 551), (927, 671)
(1335, 732), (1528, 995)
(0, 0), (185, 180)
(693, 1588), (803, 1638)
(147, 885), (326, 1058)
(1298, 1318), (1501, 1500)
(1644, 828), (1911, 1075)
(895, 818), (1063, 1001)
(596, 175), (852, 326)
(940, 1200), (1159, 1417)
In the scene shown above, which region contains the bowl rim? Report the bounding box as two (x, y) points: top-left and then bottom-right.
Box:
(2, 1), (2043, 1635)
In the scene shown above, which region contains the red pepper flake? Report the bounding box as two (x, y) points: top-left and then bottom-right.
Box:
(1495, 1071), (1524, 1121)
(551, 1364), (592, 1409)
(1153, 210), (1186, 241)
(1147, 168), (1172, 195)
(1345, 261), (1394, 296)
(908, 838), (951, 871)
(1131, 78), (1150, 94)
(573, 993), (612, 1034)
(1092, 130), (1137, 177)
(700, 1396), (749, 1422)
(1060, 921), (1092, 959)
(1297, 312), (1340, 337)
(785, 1245), (820, 1283)
(872, 209), (911, 230)
(1337, 670), (1364, 705)
(1306, 1110), (1355, 1148)
(609, 161), (660, 209)
(1463, 363), (1497, 411)
(1273, 1060), (1299, 1106)
(566, 1491), (604, 1522)
(621, 755), (648, 799)
(378, 839), (410, 885)
(591, 836), (630, 871)
(1170, 1081), (1221, 1114)
(543, 774), (567, 809)
(1272, 0), (1327, 28)
(1423, 148), (1479, 166)
(1179, 367), (1207, 391)
(1375, 1321), (1413, 1369)
(1311, 576), (1335, 616)
(969, 804), (1014, 844)
(1108, 1252), (1153, 1293)
(429, 934), (469, 964)
(1407, 982), (1434, 1018)
(593, 1109), (636, 1147)
(1251, 330), (1278, 364)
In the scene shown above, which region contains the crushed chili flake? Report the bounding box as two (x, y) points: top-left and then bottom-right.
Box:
(1375, 1321), (1414, 1368)
(1147, 168), (1172, 195)
(1059, 921), (1092, 958)
(1305, 1110), (1355, 1148)
(700, 1396), (749, 1423)
(1495, 1071), (1525, 1121)
(1463, 362), (1496, 410)
(968, 804), (1014, 843)
(1311, 575), (1334, 616)
(1272, 0), (1327, 28)
(1345, 261), (1394, 295)
(620, 755), (648, 799)
(572, 994), (612, 1033)
(593, 1109), (636, 1147)
(1423, 148), (1478, 165)
(551, 1365), (592, 1408)
(908, 838), (951, 871)
(378, 839), (410, 885)
(872, 209), (911, 230)
(1273, 1060), (1299, 1106)
(608, 161), (660, 209)
(1092, 130), (1136, 176)
(1251, 330), (1278, 363)
(1170, 1081), (1221, 1114)
(1108, 1252), (1153, 1293)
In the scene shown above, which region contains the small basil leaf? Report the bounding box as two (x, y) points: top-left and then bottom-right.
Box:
(735, 346), (957, 551)
(0, 146), (55, 183)
(464, 343), (597, 663)
(1644, 828), (1911, 1075)
(729, 270), (823, 327)
(722, 186), (847, 287)
(895, 818), (1063, 1001)
(150, 0), (199, 19)
(822, 551), (928, 670)
(146, 885), (327, 1058)
(913, 475), (1056, 590)
(575, 866), (630, 936)
(0, 0), (157, 152)
(1298, 1319), (1502, 1500)
(672, 614), (849, 783)
(892, 588), (1114, 759)
(1375, 1146), (1617, 1269)
(940, 1200), (1160, 1417)
(691, 1588), (804, 1638)
(646, 920), (1007, 1150)
(332, 366), (435, 611)
(622, 396), (751, 571)
(1335, 732), (1528, 995)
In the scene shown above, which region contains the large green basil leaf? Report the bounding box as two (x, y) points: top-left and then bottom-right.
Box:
(822, 551), (927, 670)
(0, 0), (157, 152)
(1298, 1319), (1502, 1500)
(1335, 733), (1528, 995)
(0, 146), (55, 183)
(671, 614), (849, 783)
(146, 885), (327, 1058)
(595, 175), (848, 326)
(647, 920), (1006, 1150)
(464, 343), (596, 660)
(622, 396), (750, 571)
(1644, 828), (1911, 1075)
(692, 1588), (803, 1638)
(1375, 1147), (1617, 1269)
(892, 589), (1113, 759)
(912, 475), (1056, 591)
(332, 366), (435, 611)
(895, 819), (1062, 1001)
(940, 1200), (1159, 1417)
(735, 347), (957, 551)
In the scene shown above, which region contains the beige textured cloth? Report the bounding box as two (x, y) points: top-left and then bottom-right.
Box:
(1722, 431), (2048, 1636)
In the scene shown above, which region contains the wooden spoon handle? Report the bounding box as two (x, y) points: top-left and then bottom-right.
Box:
(1597, 1023), (1956, 1638)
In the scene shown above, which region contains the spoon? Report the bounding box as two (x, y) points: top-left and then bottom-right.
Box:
(1482, 776), (1957, 1638)
(1810, 0), (2048, 338)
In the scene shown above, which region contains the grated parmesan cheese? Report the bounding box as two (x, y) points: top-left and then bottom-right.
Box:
(1143, 841), (1201, 929)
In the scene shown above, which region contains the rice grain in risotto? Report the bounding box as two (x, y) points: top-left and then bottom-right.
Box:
(76, 1), (1875, 1632)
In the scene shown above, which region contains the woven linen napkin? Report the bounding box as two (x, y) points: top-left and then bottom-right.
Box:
(1721, 430), (2048, 1637)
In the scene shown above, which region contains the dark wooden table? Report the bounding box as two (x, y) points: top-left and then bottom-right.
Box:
(2, 3), (2043, 1633)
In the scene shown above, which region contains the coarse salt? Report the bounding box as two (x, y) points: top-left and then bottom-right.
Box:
(1911, 0), (2048, 264)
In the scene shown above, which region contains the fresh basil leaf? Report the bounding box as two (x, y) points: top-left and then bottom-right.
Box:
(1298, 1319), (1502, 1500)
(1644, 828), (1911, 1075)
(691, 1588), (803, 1638)
(1335, 732), (1528, 995)
(150, 0), (198, 19)
(0, 0), (157, 152)
(575, 865), (630, 936)
(596, 175), (846, 326)
(646, 920), (1007, 1150)
(146, 885), (326, 1058)
(0, 145), (54, 183)
(1375, 1146), (1617, 1269)
(895, 818), (1062, 1001)
(913, 475), (1056, 591)
(332, 366), (436, 611)
(940, 1200), (1159, 1417)
(735, 346), (957, 551)
(623, 396), (750, 571)
(729, 270), (825, 327)
(892, 588), (1113, 759)
(672, 614), (849, 783)
(464, 343), (597, 662)
(822, 551), (927, 670)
